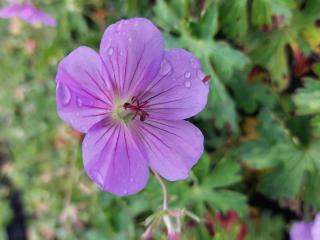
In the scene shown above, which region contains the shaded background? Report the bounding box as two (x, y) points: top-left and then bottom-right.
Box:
(0, 0), (320, 239)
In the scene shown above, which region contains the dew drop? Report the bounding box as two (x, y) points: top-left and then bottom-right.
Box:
(160, 59), (172, 75)
(107, 47), (114, 56)
(130, 177), (134, 183)
(119, 50), (124, 56)
(184, 80), (192, 88)
(123, 189), (128, 195)
(190, 59), (199, 69)
(58, 83), (71, 105)
(184, 71), (191, 79)
(76, 98), (83, 107)
(96, 171), (104, 189)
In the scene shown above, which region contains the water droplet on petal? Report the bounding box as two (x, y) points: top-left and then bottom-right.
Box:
(130, 177), (134, 183)
(190, 58), (199, 69)
(119, 50), (124, 56)
(108, 47), (114, 56)
(184, 80), (192, 88)
(123, 189), (128, 195)
(58, 83), (71, 105)
(96, 171), (104, 189)
(184, 71), (191, 78)
(160, 59), (172, 75)
(76, 98), (83, 107)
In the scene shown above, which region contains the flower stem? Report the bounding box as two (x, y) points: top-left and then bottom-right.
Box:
(151, 169), (176, 237)
(152, 169), (169, 210)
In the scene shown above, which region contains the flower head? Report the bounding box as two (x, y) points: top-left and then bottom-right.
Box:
(55, 18), (209, 196)
(290, 213), (320, 240)
(0, 0), (56, 27)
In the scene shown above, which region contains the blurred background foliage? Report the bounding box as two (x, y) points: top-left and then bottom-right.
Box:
(0, 0), (320, 239)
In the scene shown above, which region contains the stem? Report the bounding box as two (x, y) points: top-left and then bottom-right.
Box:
(151, 169), (175, 236)
(152, 169), (169, 210)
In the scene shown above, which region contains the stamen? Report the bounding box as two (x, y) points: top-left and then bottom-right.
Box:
(202, 75), (211, 83)
(123, 96), (149, 122)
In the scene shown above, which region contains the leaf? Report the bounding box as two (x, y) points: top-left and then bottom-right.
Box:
(301, 26), (320, 53)
(229, 72), (278, 114)
(208, 190), (248, 217)
(209, 42), (250, 81)
(312, 62), (320, 78)
(198, 0), (218, 39)
(153, 0), (180, 32)
(293, 78), (320, 115)
(204, 157), (242, 189)
(303, 171), (320, 209)
(249, 31), (290, 89)
(219, 0), (248, 40)
(251, 0), (295, 29)
(237, 108), (320, 199)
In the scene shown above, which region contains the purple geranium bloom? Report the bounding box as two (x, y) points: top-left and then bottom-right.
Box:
(290, 213), (320, 240)
(0, 0), (56, 27)
(55, 18), (209, 196)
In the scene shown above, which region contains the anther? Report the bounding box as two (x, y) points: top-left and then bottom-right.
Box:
(202, 75), (211, 83)
(123, 96), (149, 122)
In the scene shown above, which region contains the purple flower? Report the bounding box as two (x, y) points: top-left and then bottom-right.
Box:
(290, 213), (320, 240)
(0, 0), (56, 27)
(55, 18), (209, 196)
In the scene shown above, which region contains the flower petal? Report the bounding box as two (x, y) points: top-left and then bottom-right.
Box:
(20, 3), (56, 27)
(83, 118), (149, 196)
(290, 222), (312, 240)
(134, 119), (204, 181)
(0, 3), (56, 26)
(139, 48), (209, 120)
(99, 18), (164, 96)
(56, 46), (112, 133)
(311, 214), (320, 239)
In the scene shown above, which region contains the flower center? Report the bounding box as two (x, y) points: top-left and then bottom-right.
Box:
(112, 96), (149, 123)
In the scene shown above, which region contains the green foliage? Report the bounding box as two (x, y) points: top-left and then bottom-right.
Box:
(293, 78), (320, 115)
(0, 0), (320, 239)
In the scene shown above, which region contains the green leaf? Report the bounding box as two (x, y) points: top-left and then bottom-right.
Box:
(229, 72), (278, 114)
(251, 0), (295, 28)
(210, 42), (250, 81)
(249, 31), (290, 89)
(208, 190), (248, 217)
(293, 78), (320, 115)
(198, 1), (219, 39)
(153, 0), (180, 32)
(205, 157), (242, 189)
(312, 63), (320, 78)
(219, 0), (248, 40)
